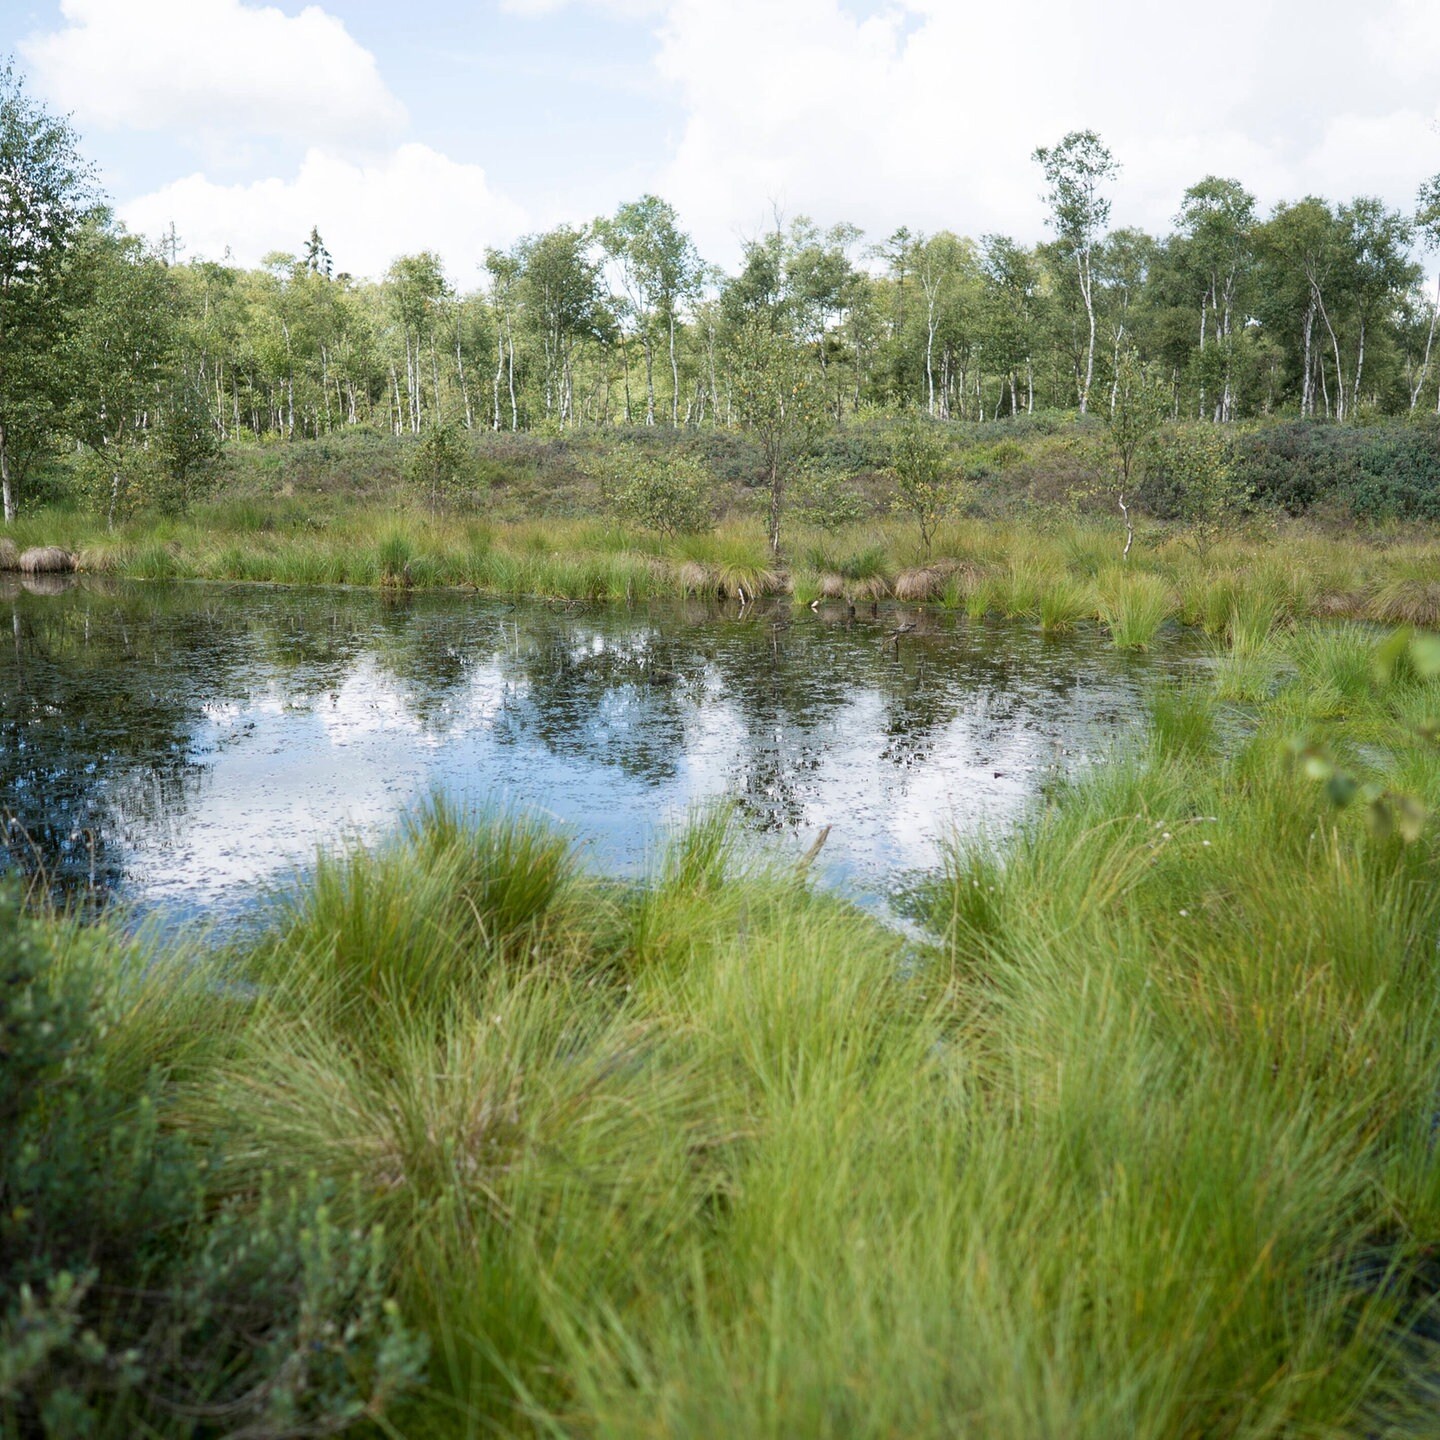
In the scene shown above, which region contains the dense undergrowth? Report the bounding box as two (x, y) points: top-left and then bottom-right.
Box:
(9, 618), (1440, 1435)
(22, 411), (1440, 517)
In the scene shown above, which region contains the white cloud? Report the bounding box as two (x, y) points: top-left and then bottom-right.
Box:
(644, 0), (1440, 262)
(22, 0), (528, 278)
(499, 0), (664, 15)
(121, 143), (527, 280)
(21, 0), (406, 147)
(23, 0), (1440, 282)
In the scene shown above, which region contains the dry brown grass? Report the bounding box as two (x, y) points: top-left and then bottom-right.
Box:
(1313, 589), (1368, 619)
(1369, 573), (1440, 627)
(894, 565), (954, 602)
(846, 573), (892, 602)
(18, 545), (76, 574)
(675, 560), (711, 595)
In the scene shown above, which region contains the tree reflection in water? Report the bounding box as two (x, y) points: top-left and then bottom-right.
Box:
(1, 579), (1193, 917)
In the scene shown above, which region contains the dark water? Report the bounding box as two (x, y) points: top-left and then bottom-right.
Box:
(1, 575), (1201, 922)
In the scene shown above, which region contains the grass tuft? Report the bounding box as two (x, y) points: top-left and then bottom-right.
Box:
(1097, 568), (1173, 649)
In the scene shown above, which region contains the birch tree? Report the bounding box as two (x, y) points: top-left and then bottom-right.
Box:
(1256, 199), (1341, 418)
(1339, 198), (1415, 417)
(911, 232), (971, 418)
(1175, 177), (1255, 421)
(1411, 175), (1440, 410)
(484, 245), (522, 431)
(786, 218), (863, 419)
(1033, 130), (1117, 415)
(386, 252), (449, 432)
(596, 195), (701, 427)
(981, 235), (1041, 415)
(1105, 350), (1165, 558)
(729, 318), (822, 557)
(516, 226), (610, 428)
(66, 224), (176, 527)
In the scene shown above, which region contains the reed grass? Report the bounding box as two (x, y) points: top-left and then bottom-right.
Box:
(1097, 567), (1173, 649)
(1227, 575), (1287, 656)
(1037, 574), (1094, 632)
(964, 572), (1000, 621)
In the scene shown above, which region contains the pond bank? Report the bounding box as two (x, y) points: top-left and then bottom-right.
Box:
(6, 507), (1440, 633)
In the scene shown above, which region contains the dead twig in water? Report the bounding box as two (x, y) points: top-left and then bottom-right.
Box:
(797, 825), (832, 872)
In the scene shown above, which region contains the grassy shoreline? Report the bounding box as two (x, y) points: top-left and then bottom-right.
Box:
(10, 616), (1440, 1434)
(8, 504), (1440, 647)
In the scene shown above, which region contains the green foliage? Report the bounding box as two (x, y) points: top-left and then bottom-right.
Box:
(5, 40), (1440, 504)
(788, 461), (865, 530)
(728, 317), (825, 554)
(1104, 352), (1168, 554)
(154, 382), (222, 515)
(958, 437), (1026, 479)
(0, 893), (426, 1435)
(71, 444), (167, 526)
(1097, 566), (1172, 647)
(0, 60), (96, 521)
(405, 422), (472, 513)
(1144, 424), (1251, 553)
(247, 797), (579, 1031)
(887, 413), (960, 555)
(15, 622), (1440, 1433)
(1285, 627), (1440, 840)
(1233, 418), (1440, 521)
(599, 445), (714, 536)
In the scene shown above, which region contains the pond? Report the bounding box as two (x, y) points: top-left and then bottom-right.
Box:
(2, 576), (1203, 923)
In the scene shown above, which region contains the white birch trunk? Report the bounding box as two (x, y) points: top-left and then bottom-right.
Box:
(1410, 274), (1440, 410)
(670, 313), (680, 428)
(0, 424), (13, 525)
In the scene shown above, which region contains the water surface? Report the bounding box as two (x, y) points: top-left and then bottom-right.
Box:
(2, 576), (1199, 921)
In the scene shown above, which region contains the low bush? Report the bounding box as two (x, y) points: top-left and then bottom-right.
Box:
(1233, 417), (1440, 520)
(0, 895), (426, 1436)
(598, 445), (715, 537)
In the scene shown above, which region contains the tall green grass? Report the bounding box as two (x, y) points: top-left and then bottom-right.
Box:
(1097, 568), (1173, 649)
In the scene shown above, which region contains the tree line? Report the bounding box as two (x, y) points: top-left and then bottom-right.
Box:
(5, 58), (1440, 525)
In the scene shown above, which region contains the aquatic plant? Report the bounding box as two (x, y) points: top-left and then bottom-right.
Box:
(1036, 575), (1094, 632)
(1097, 568), (1172, 649)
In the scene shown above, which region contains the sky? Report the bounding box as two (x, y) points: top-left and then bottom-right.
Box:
(5, 0), (1440, 286)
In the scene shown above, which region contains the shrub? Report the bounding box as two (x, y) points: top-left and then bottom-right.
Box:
(958, 438), (1026, 480)
(811, 425), (892, 475)
(789, 462), (865, 530)
(1143, 424), (1251, 553)
(600, 445), (715, 537)
(1232, 418), (1440, 521)
(0, 894), (427, 1435)
(73, 447), (166, 528)
(1018, 434), (1112, 513)
(1233, 422), (1352, 515)
(1349, 421), (1440, 520)
(887, 414), (962, 557)
(405, 422), (473, 513)
(155, 383), (223, 515)
(695, 429), (765, 488)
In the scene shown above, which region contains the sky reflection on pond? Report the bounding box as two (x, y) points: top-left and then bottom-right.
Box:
(1, 577), (1204, 921)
